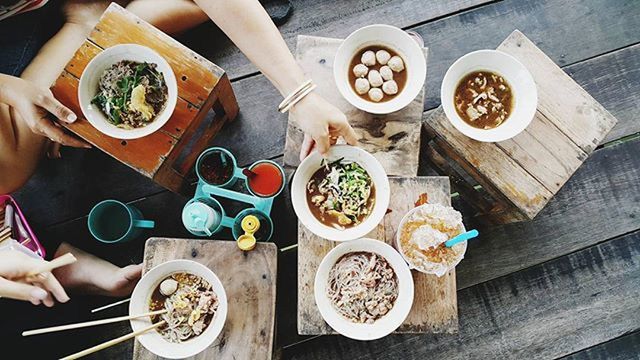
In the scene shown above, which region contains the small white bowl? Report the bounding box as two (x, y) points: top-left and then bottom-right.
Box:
(291, 145), (390, 242)
(314, 238), (414, 340)
(129, 260), (228, 359)
(441, 49), (537, 142)
(78, 44), (178, 140)
(395, 204), (467, 277)
(334, 24), (426, 114)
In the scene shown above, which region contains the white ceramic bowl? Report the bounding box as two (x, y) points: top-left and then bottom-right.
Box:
(394, 204), (467, 276)
(314, 238), (414, 340)
(291, 145), (390, 242)
(441, 49), (537, 142)
(78, 44), (178, 139)
(334, 24), (426, 114)
(129, 260), (228, 359)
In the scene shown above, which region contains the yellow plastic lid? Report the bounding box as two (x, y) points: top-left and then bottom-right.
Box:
(237, 234), (256, 251)
(241, 215), (261, 234)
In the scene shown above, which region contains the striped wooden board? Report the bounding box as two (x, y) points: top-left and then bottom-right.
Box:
(297, 176), (459, 335)
(133, 238), (277, 360)
(424, 30), (618, 223)
(50, 3), (238, 194)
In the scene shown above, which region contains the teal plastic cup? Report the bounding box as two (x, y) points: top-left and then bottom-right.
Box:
(88, 200), (155, 243)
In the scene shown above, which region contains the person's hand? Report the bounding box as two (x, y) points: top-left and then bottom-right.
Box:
(0, 74), (89, 148)
(289, 92), (358, 160)
(0, 250), (70, 306)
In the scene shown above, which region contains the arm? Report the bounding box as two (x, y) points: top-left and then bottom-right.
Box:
(193, 0), (357, 158)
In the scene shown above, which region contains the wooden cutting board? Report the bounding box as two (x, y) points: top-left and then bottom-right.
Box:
(297, 176), (459, 335)
(133, 238), (277, 360)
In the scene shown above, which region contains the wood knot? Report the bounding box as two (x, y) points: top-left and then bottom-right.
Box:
(319, 58), (326, 64)
(191, 249), (198, 258)
(120, 140), (127, 146)
(262, 274), (267, 279)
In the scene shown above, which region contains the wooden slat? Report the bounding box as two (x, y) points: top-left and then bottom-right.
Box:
(283, 36), (426, 177)
(284, 230), (640, 359)
(561, 331), (640, 360)
(298, 177), (458, 334)
(90, 3), (224, 107)
(497, 30), (618, 154)
(133, 238), (277, 360)
(426, 108), (553, 218)
(455, 137), (640, 289)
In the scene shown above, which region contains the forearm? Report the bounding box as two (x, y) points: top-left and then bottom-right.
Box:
(194, 0), (305, 96)
(127, 0), (208, 34)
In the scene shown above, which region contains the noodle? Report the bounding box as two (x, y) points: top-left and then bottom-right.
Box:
(326, 252), (398, 324)
(149, 273), (219, 343)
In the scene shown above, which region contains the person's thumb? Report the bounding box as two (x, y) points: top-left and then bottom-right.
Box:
(0, 277), (48, 305)
(36, 91), (77, 123)
(337, 121), (358, 146)
(314, 132), (331, 157)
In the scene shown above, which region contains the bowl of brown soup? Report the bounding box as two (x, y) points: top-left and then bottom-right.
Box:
(291, 145), (390, 242)
(334, 24), (426, 114)
(440, 50), (537, 142)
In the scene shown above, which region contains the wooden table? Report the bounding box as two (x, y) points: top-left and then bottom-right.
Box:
(6, 0), (640, 359)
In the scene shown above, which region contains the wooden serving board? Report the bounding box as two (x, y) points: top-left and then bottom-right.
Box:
(133, 238), (277, 360)
(424, 30), (618, 223)
(284, 35), (428, 177)
(297, 176), (459, 335)
(51, 3), (238, 194)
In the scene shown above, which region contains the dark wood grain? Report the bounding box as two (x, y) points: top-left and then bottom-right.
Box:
(560, 331), (640, 360)
(185, 0), (491, 80)
(283, 230), (640, 359)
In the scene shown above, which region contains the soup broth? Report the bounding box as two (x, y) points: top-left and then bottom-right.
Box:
(306, 159), (375, 230)
(454, 70), (513, 129)
(348, 45), (407, 103)
(149, 272), (218, 343)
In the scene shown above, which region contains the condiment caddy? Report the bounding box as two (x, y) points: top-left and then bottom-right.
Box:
(182, 147), (285, 250)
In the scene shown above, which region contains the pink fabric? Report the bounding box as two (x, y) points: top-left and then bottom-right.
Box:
(0, 195), (45, 258)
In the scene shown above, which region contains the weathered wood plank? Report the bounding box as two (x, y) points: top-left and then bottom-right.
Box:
(298, 177), (458, 335)
(284, 230), (640, 359)
(456, 136), (640, 289)
(186, 0), (491, 80)
(134, 238), (277, 360)
(561, 331), (640, 360)
(283, 36), (426, 176)
(414, 0), (640, 110)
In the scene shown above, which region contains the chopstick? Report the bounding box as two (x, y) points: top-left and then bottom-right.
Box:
(22, 309), (167, 336)
(59, 320), (166, 360)
(91, 298), (131, 313)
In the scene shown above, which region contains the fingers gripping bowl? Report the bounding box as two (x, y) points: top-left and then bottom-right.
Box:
(315, 238), (414, 340)
(129, 260), (227, 359)
(291, 145), (390, 242)
(78, 44), (178, 140)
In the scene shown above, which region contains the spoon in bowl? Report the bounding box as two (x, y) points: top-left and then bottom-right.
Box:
(445, 229), (479, 248)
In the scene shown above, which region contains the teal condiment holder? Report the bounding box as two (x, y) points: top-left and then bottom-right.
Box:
(182, 147), (284, 242)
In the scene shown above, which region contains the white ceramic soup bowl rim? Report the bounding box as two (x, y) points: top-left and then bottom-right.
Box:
(78, 43), (178, 140)
(440, 49), (537, 142)
(394, 203), (467, 276)
(314, 238), (414, 340)
(291, 144), (390, 242)
(129, 259), (228, 359)
(334, 24), (426, 114)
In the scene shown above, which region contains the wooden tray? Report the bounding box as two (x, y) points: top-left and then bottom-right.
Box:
(51, 3), (238, 195)
(283, 35), (428, 177)
(133, 238), (277, 360)
(297, 177), (458, 334)
(424, 30), (618, 223)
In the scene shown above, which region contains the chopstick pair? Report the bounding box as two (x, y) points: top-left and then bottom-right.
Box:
(21, 253), (77, 282)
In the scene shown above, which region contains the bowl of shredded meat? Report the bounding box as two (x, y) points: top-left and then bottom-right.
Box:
(78, 44), (177, 139)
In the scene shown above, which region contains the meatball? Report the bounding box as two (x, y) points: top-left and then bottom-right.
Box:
(352, 63), (369, 78)
(379, 65), (393, 81)
(388, 55), (405, 72)
(367, 70), (383, 87)
(382, 80), (398, 95)
(375, 50), (391, 65)
(355, 78), (370, 95)
(368, 88), (384, 102)
(361, 50), (376, 66)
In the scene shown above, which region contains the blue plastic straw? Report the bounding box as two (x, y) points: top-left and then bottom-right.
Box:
(445, 229), (479, 247)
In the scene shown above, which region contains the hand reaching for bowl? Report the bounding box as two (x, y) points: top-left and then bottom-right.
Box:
(290, 92), (359, 161)
(0, 74), (89, 149)
(0, 250), (70, 306)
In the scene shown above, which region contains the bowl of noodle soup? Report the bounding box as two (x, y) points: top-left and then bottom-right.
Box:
(129, 260), (228, 359)
(314, 238), (414, 340)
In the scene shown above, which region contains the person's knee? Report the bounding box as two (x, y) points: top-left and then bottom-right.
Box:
(0, 161), (32, 194)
